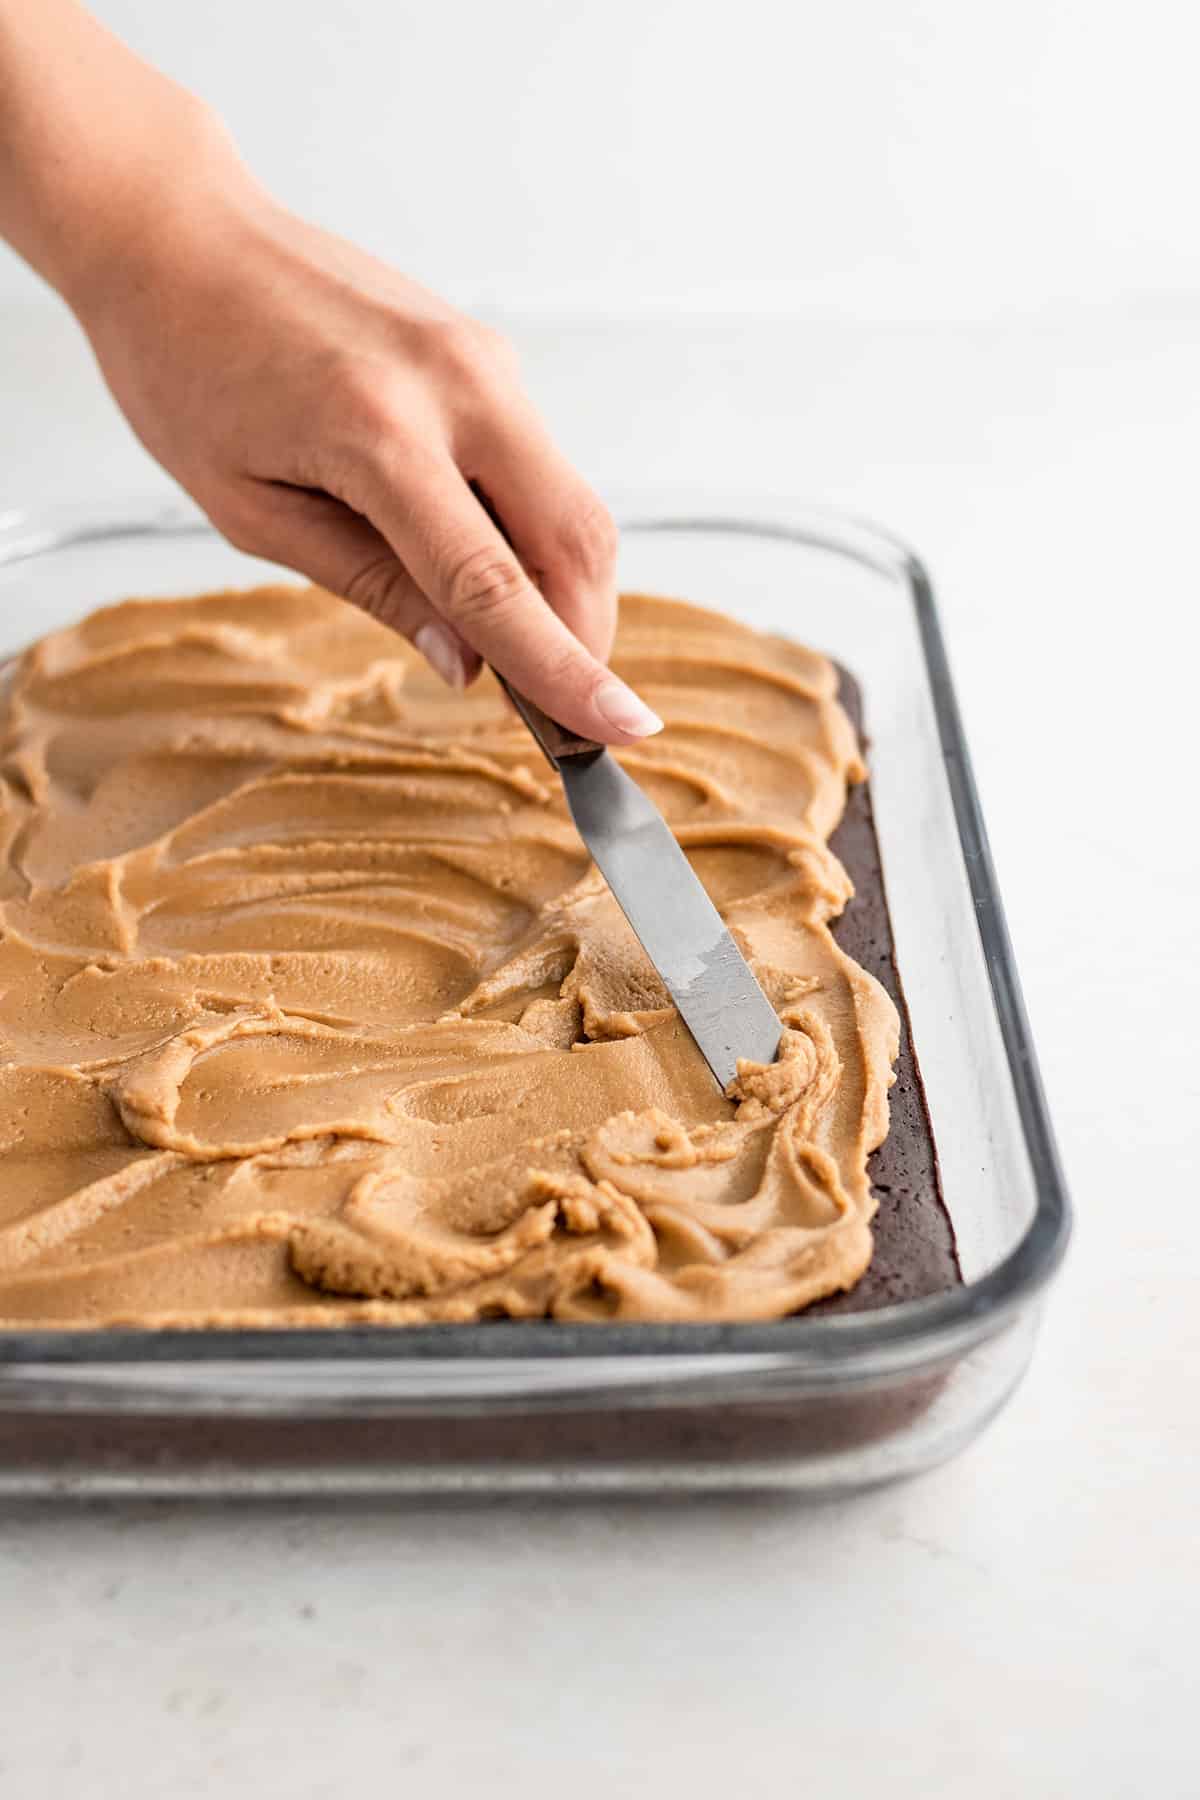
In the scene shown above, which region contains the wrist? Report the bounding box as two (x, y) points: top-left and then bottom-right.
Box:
(60, 94), (260, 326)
(0, 2), (261, 321)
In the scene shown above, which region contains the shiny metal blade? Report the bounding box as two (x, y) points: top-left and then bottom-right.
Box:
(559, 750), (782, 1090)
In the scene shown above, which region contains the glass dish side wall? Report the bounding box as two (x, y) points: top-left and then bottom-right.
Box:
(613, 509), (1038, 1284)
(0, 499), (1070, 1495)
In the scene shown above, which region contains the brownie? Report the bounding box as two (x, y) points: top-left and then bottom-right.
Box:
(808, 668), (961, 1313)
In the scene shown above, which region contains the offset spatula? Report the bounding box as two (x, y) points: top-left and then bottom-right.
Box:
(497, 678), (783, 1091)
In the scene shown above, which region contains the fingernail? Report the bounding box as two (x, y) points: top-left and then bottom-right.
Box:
(594, 678), (664, 739)
(415, 622), (468, 690)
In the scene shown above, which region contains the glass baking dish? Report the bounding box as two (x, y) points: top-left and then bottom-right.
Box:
(0, 495), (1070, 1497)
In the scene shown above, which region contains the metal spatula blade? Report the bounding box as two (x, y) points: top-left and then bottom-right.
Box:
(498, 677), (782, 1091)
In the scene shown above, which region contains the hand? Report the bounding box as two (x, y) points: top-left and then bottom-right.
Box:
(0, 0), (661, 745)
(75, 168), (659, 743)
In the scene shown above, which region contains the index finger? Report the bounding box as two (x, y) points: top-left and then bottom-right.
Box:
(467, 408), (619, 666)
(359, 450), (661, 745)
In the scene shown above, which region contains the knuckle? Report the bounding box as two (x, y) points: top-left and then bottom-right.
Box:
(556, 494), (619, 576)
(425, 316), (486, 374)
(312, 351), (401, 458)
(444, 543), (530, 626)
(474, 321), (520, 374)
(332, 361), (400, 439)
(423, 315), (513, 388)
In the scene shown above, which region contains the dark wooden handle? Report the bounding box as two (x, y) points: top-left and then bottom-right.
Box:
(492, 671), (603, 770)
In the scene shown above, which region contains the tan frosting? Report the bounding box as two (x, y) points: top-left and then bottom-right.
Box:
(0, 586), (899, 1326)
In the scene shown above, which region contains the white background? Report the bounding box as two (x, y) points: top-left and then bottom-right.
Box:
(1, 3), (1199, 1797)
(2, 0), (1198, 321)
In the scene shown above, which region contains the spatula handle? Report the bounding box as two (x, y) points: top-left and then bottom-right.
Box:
(491, 671), (603, 770)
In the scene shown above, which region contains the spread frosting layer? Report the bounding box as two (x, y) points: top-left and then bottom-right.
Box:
(0, 586), (899, 1326)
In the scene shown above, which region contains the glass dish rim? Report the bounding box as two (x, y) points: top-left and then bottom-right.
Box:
(0, 494), (1071, 1378)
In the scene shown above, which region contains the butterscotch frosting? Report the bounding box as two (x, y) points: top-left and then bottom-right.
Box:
(0, 586), (899, 1326)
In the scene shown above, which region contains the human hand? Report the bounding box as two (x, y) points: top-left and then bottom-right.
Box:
(62, 123), (660, 742)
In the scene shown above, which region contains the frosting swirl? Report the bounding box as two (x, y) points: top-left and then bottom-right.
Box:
(0, 586), (898, 1325)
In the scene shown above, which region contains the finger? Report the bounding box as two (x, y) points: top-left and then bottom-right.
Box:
(356, 452), (660, 746)
(233, 482), (481, 688)
(465, 408), (618, 663)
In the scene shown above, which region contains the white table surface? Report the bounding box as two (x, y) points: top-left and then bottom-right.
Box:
(0, 296), (1196, 1798)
